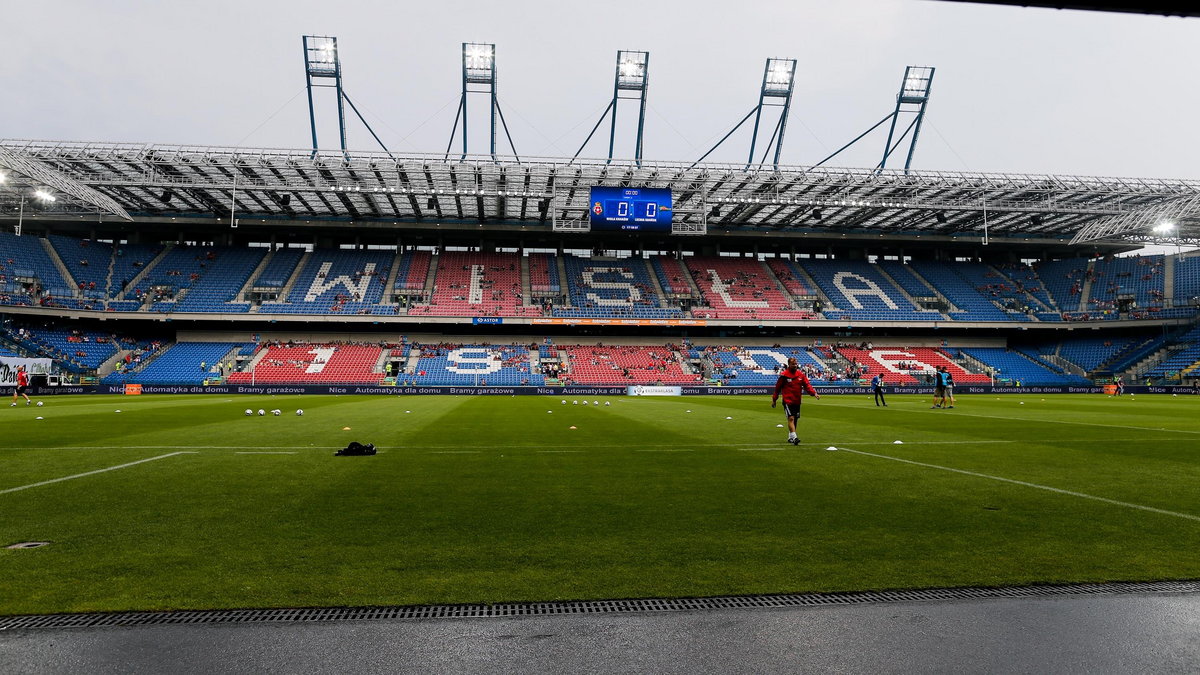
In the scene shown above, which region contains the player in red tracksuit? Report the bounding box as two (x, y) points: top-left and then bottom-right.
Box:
(12, 365), (31, 406)
(771, 357), (819, 445)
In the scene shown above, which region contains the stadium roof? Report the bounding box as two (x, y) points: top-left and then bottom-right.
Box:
(2, 139), (1198, 246)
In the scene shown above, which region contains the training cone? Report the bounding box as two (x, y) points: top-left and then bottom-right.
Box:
(825, 446), (838, 451)
(893, 440), (903, 444)
(569, 425), (577, 430)
(342, 426), (351, 430)
(725, 416), (732, 420)
(776, 424), (784, 428)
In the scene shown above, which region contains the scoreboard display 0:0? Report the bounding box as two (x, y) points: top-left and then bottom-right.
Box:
(588, 186), (673, 232)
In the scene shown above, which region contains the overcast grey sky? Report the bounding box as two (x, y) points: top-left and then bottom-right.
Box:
(6, 0), (1199, 180)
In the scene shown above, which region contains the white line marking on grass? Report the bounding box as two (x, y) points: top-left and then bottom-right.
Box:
(428, 450), (482, 454)
(819, 402), (1200, 436)
(537, 450), (585, 453)
(235, 451), (298, 455)
(634, 449), (694, 453)
(836, 446), (1200, 524)
(0, 452), (199, 496)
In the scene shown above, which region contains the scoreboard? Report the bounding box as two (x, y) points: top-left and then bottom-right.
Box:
(588, 186), (672, 232)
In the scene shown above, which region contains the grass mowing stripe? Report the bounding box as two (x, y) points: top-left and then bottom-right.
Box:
(0, 452), (199, 496)
(819, 401), (1200, 435)
(836, 446), (1200, 524)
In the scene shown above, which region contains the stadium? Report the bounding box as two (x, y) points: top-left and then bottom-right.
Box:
(1, 1), (1199, 671)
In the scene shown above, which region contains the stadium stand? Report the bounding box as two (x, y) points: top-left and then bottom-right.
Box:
(1057, 336), (1141, 372)
(1035, 258), (1090, 314)
(1088, 255), (1166, 318)
(1142, 325), (1200, 380)
(1173, 254), (1200, 307)
(686, 256), (812, 320)
(227, 344), (386, 384)
(410, 251), (538, 317)
(104, 342), (243, 385)
(172, 247), (266, 313)
(250, 247), (305, 290)
(959, 347), (1089, 385)
(528, 252), (560, 295)
(0, 231), (73, 305)
(554, 255), (678, 319)
(259, 249), (394, 315)
(697, 345), (848, 385)
(908, 261), (1012, 321)
(406, 344), (542, 386)
(561, 345), (699, 384)
(835, 345), (989, 384)
(800, 259), (938, 322)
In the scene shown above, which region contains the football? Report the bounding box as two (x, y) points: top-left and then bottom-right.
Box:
(36, 401), (44, 407)
(296, 409), (304, 416)
(272, 409), (281, 416)
(258, 409), (266, 416)
(245, 409), (253, 416)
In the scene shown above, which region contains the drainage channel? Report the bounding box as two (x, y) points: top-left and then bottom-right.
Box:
(3, 580), (1198, 631)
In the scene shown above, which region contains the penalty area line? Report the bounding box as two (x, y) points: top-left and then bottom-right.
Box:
(836, 446), (1200, 524)
(0, 452), (200, 496)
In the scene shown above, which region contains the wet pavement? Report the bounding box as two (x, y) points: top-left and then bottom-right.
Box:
(2, 591), (1198, 674)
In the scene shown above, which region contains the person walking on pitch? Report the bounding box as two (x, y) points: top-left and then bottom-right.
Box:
(772, 357), (820, 445)
(871, 372), (886, 407)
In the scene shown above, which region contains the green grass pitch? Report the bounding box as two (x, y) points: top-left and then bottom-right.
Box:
(1, 392), (1198, 615)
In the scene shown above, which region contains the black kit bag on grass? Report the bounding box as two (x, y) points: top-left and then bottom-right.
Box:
(336, 441), (376, 456)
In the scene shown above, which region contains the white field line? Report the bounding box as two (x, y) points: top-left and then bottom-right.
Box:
(818, 401), (1200, 436)
(835, 446), (1200, 524)
(235, 451), (298, 455)
(537, 450), (585, 453)
(0, 452), (199, 496)
(428, 450), (482, 454)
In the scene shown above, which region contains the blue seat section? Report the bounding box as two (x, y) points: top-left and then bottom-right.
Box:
(960, 348), (1088, 385)
(260, 250), (393, 314)
(800, 260), (937, 321)
(48, 235), (110, 297)
(171, 248), (265, 313)
(0, 231), (73, 300)
(877, 262), (936, 298)
(134, 245), (226, 308)
(1145, 326), (1200, 379)
(908, 261), (1010, 321)
(994, 262), (1057, 312)
(553, 255), (680, 319)
(699, 345), (845, 385)
(103, 342), (241, 385)
(1034, 258), (1088, 312)
(1088, 255), (1165, 313)
(110, 243), (165, 297)
(107, 300), (144, 312)
(1012, 346), (1068, 375)
(411, 345), (543, 386)
(252, 248), (305, 288)
(947, 262), (1035, 321)
(238, 342), (260, 356)
(27, 329), (118, 370)
(1173, 255), (1200, 305)
(1058, 337), (1140, 371)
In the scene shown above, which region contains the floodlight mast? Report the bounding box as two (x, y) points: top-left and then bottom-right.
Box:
(691, 57), (797, 170)
(571, 51), (649, 167)
(880, 66), (935, 173)
(808, 65), (935, 174)
(301, 36), (395, 160)
(446, 43), (519, 162)
(747, 58), (797, 170)
(303, 36), (347, 159)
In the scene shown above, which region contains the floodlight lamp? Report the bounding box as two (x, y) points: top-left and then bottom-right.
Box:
(464, 43), (494, 70)
(1153, 221), (1176, 234)
(615, 51), (648, 88)
(764, 58), (795, 94)
(0, 171), (6, 184)
(33, 189), (56, 203)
